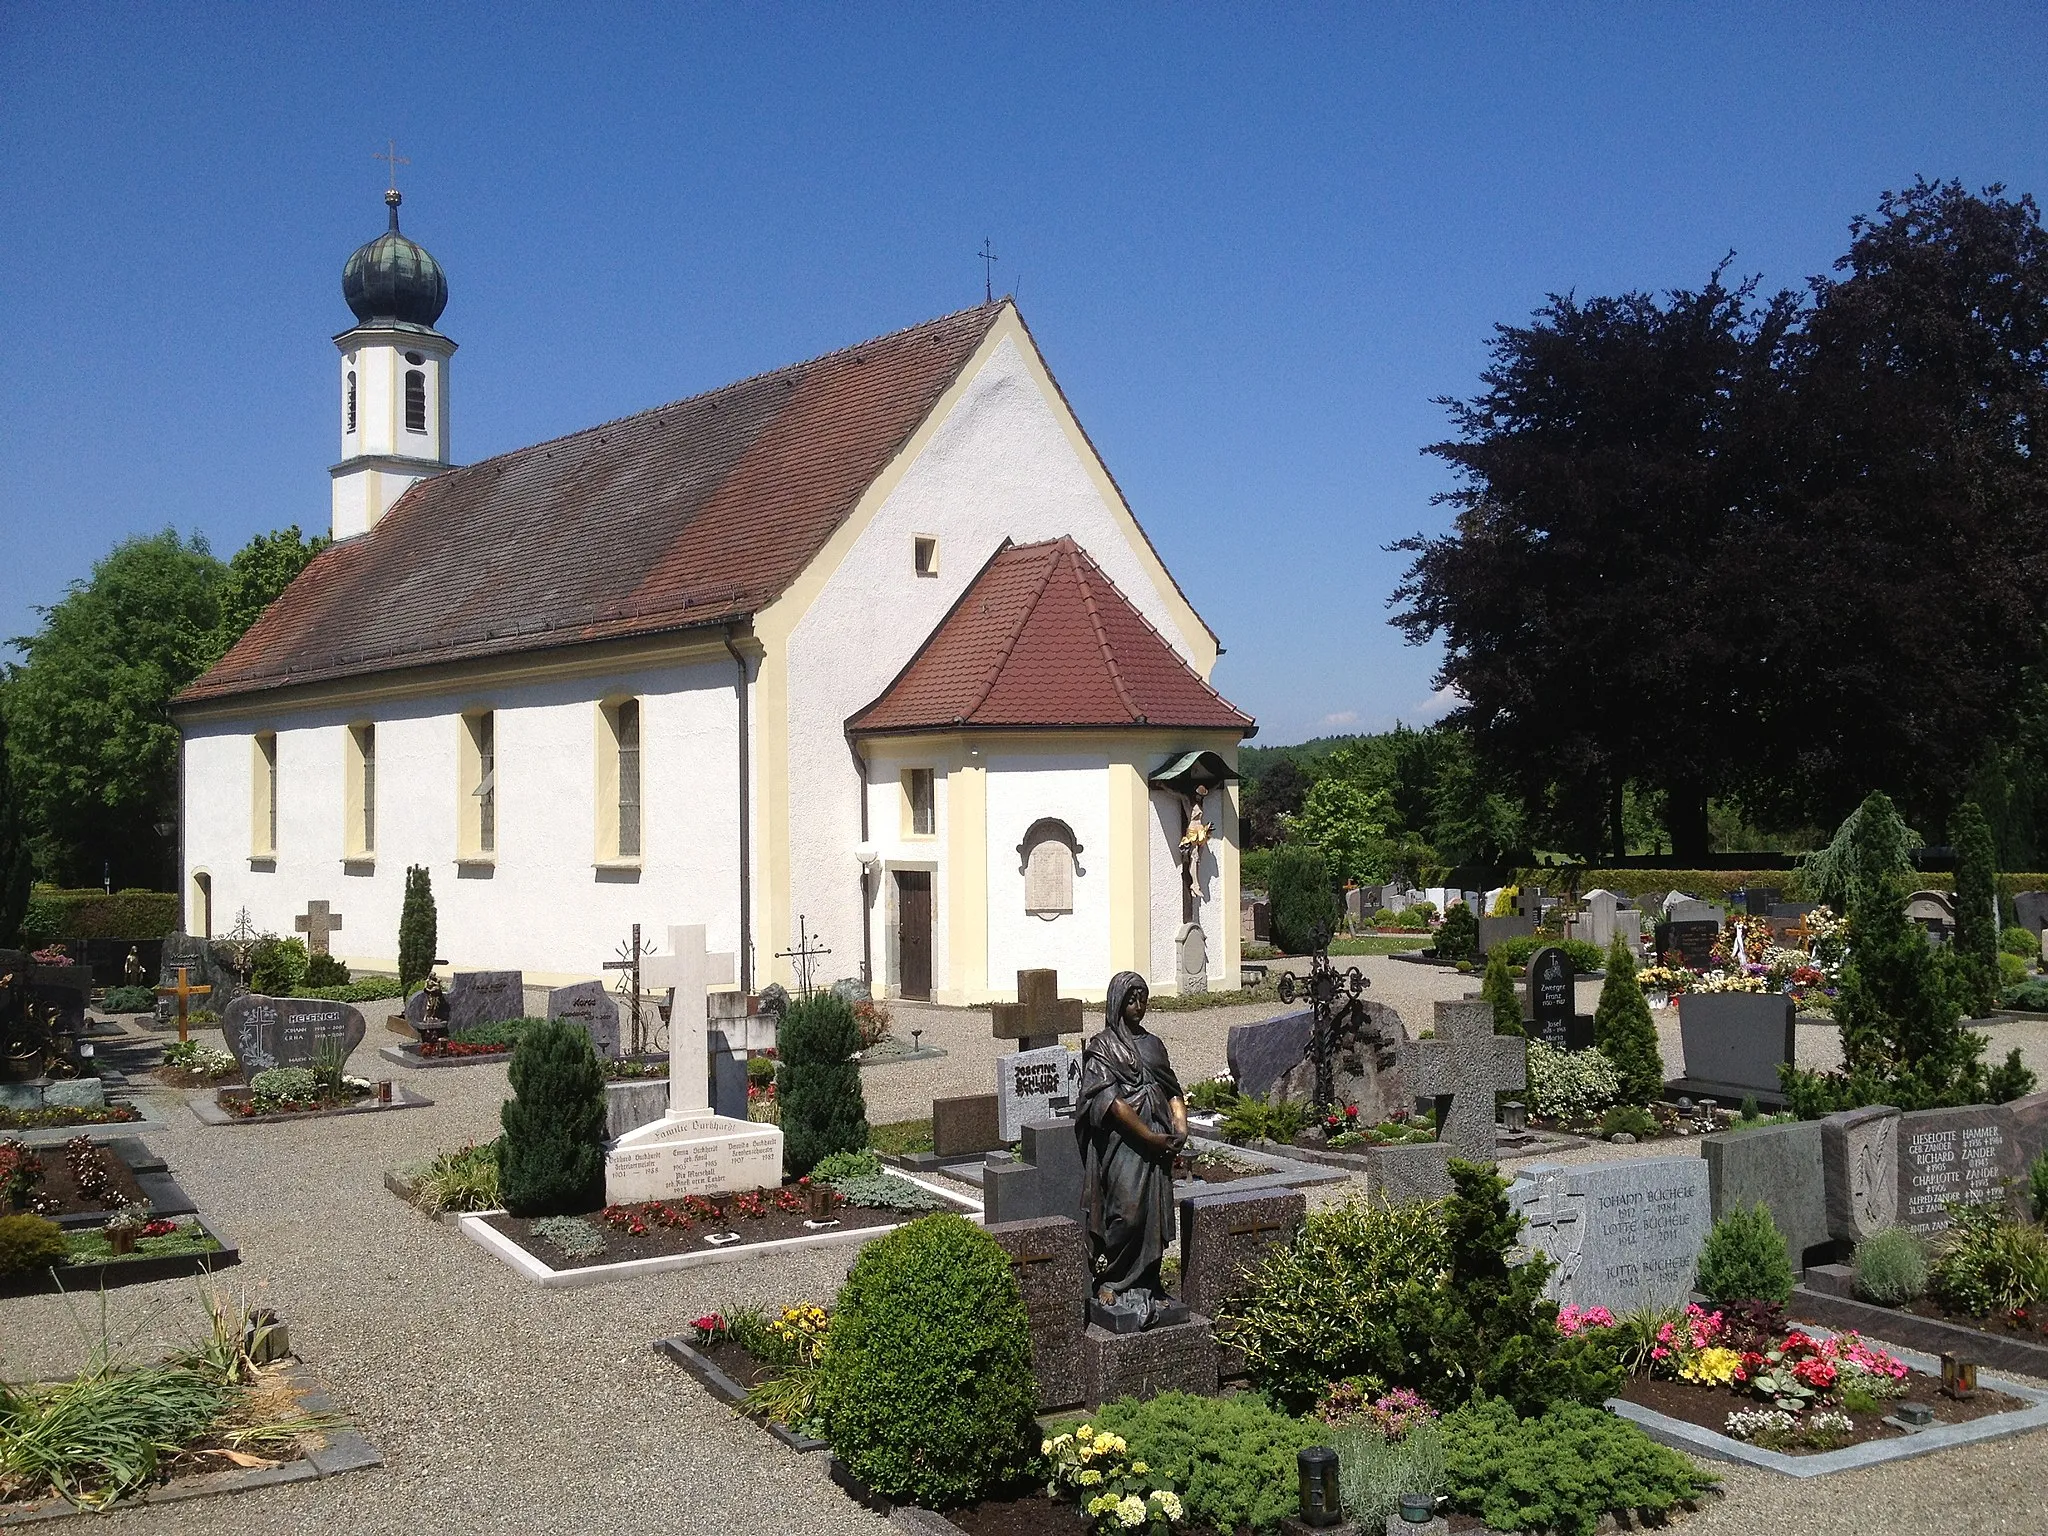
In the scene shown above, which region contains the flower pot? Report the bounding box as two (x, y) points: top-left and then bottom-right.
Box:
(107, 1226), (139, 1255)
(1, 1048), (42, 1083)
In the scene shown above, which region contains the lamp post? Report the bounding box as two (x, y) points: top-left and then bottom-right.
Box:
(855, 843), (880, 991)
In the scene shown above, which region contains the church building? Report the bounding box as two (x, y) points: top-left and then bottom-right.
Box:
(173, 192), (1254, 1002)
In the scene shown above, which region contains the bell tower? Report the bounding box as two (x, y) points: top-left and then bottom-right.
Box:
(331, 186), (456, 540)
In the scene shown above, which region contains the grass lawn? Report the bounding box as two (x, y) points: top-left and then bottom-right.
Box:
(1326, 935), (1428, 956)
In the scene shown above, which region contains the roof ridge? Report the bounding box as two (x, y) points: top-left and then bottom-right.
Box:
(1066, 539), (1144, 722)
(960, 540), (1066, 722)
(385, 300), (1009, 501)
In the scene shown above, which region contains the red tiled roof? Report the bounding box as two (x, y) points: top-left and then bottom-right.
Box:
(178, 303), (1009, 704)
(848, 537), (1254, 735)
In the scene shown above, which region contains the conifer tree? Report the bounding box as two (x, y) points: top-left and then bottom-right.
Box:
(1950, 800), (1999, 1018)
(499, 1018), (607, 1214)
(1480, 950), (1522, 1036)
(778, 990), (868, 1177)
(0, 717), (33, 948)
(1593, 933), (1664, 1106)
(398, 864), (437, 993)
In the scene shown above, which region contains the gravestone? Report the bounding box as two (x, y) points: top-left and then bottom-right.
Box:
(221, 994), (367, 1074)
(1366, 1141), (1454, 1206)
(448, 971), (525, 1033)
(1227, 1011), (1312, 1101)
(991, 968), (1084, 1050)
(1577, 889), (1622, 949)
(32, 965), (90, 1037)
(1240, 897), (1270, 944)
(1084, 1317), (1218, 1407)
(1178, 1187), (1306, 1320)
(155, 932), (244, 1025)
(997, 1044), (1082, 1140)
(1897, 1105), (2016, 1237)
(985, 1216), (1090, 1410)
(1507, 1157), (1712, 1314)
(932, 1093), (1005, 1157)
(1526, 947), (1592, 1051)
(1674, 992), (1795, 1102)
(2014, 891), (2048, 940)
(1270, 998), (1410, 1121)
(983, 1115), (1085, 1226)
(1176, 923), (1208, 995)
(293, 900), (343, 956)
(1477, 913), (1536, 957)
(546, 981), (621, 1059)
(1735, 887), (1781, 916)
(1405, 999), (1525, 1164)
(1345, 887), (1368, 924)
(1820, 1104), (1900, 1243)
(2005, 1090), (2048, 1188)
(1904, 891), (1957, 935)
(1658, 920), (1722, 970)
(1702, 1120), (1830, 1267)
(706, 1027), (748, 1120)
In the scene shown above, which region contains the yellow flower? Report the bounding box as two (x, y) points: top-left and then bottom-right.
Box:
(1079, 1469), (1103, 1486)
(1679, 1346), (1745, 1388)
(1131, 1461), (1148, 1475)
(1041, 1439), (1054, 1456)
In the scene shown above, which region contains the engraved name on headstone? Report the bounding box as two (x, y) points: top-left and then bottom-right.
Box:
(1898, 1105), (2015, 1236)
(221, 994), (367, 1073)
(998, 1044), (1082, 1141)
(1508, 1157), (1712, 1314)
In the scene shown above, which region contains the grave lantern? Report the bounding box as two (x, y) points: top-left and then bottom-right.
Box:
(1295, 1446), (1342, 1527)
(1502, 1100), (1527, 1133)
(1398, 1493), (1436, 1524)
(1942, 1353), (1978, 1399)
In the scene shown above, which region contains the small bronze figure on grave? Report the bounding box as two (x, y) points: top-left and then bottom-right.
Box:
(1078, 971), (1191, 1331)
(123, 946), (146, 988)
(415, 973), (451, 1044)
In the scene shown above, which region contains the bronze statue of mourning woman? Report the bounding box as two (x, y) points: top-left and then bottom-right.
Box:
(1078, 970), (1193, 1332)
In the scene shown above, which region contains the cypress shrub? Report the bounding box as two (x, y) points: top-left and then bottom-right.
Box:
(398, 864), (437, 993)
(1269, 842), (1341, 955)
(1952, 801), (1999, 1018)
(1592, 935), (1663, 1106)
(1480, 951), (1522, 1036)
(499, 1018), (607, 1215)
(1695, 1202), (1794, 1304)
(777, 991), (867, 1178)
(814, 1214), (1038, 1506)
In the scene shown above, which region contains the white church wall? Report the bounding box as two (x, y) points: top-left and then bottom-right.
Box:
(985, 752), (1111, 994)
(783, 335), (1207, 996)
(180, 653), (744, 984)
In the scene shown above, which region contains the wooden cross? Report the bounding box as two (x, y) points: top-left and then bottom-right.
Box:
(1407, 1001), (1527, 1164)
(1779, 913), (1819, 953)
(375, 139), (409, 192)
(156, 966), (212, 1044)
(774, 915), (830, 998)
(990, 968), (1083, 1048)
(641, 925), (737, 1118)
(294, 900), (343, 955)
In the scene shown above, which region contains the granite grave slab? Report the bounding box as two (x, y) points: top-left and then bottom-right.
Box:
(448, 970), (525, 1033)
(547, 981), (620, 1059)
(1178, 1187), (1305, 1321)
(1508, 1156), (1712, 1314)
(997, 1044), (1081, 1140)
(1898, 1104), (2017, 1236)
(220, 994), (367, 1074)
(1083, 1316), (1218, 1407)
(932, 1093), (1004, 1158)
(982, 1115), (1084, 1227)
(1675, 991), (1795, 1102)
(985, 1215), (1090, 1410)
(1702, 1119), (1830, 1267)
(1226, 1011), (1312, 1101)
(1821, 1104), (1900, 1242)
(1527, 946), (1592, 1051)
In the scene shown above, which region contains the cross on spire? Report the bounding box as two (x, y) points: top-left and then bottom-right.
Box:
(375, 139), (409, 193)
(978, 238), (999, 303)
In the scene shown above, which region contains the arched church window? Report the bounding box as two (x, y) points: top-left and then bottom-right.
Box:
(404, 369), (427, 433)
(345, 371), (357, 433)
(1017, 817), (1084, 918)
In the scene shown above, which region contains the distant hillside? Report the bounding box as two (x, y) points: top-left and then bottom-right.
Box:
(1238, 734), (1374, 784)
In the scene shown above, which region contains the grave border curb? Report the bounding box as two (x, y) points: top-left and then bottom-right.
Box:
(186, 1085), (434, 1127)
(0, 1218), (241, 1299)
(1789, 1276), (2048, 1378)
(651, 1335), (830, 1453)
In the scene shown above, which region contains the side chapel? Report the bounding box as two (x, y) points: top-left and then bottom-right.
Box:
(173, 191), (1255, 1001)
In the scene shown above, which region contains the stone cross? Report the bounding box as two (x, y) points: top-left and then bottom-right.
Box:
(991, 968), (1084, 1050)
(640, 925), (736, 1118)
(1407, 1000), (1526, 1163)
(293, 900), (344, 955)
(156, 966), (212, 1044)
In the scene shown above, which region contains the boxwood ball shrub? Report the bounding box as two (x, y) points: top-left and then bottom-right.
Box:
(1441, 1396), (1715, 1536)
(813, 1213), (1037, 1507)
(1853, 1226), (1930, 1306)
(248, 935), (309, 998)
(499, 1018), (608, 1216)
(1090, 1392), (1327, 1534)
(1695, 1202), (1794, 1304)
(2002, 925), (2043, 960)
(303, 951), (349, 989)
(777, 991), (868, 1178)
(0, 1213), (68, 1275)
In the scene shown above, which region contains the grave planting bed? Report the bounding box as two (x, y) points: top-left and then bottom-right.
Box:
(1616, 1367), (2022, 1452)
(2, 1132), (155, 1223)
(0, 1218), (239, 1297)
(189, 1084), (433, 1126)
(0, 1102), (142, 1132)
(652, 1334), (828, 1452)
(1793, 1266), (2048, 1377)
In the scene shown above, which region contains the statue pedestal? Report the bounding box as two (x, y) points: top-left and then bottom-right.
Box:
(1082, 1314), (1217, 1406)
(604, 1109), (783, 1203)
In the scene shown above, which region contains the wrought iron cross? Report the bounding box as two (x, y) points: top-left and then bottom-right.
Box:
(1275, 933), (1370, 1112)
(775, 916), (831, 998)
(979, 238), (999, 302)
(375, 139), (409, 192)
(605, 923), (654, 1056)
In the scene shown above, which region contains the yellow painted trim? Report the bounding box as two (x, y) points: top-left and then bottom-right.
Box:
(944, 750), (988, 1000)
(1106, 751), (1150, 976)
(1219, 765), (1241, 984)
(343, 722), (375, 859)
(250, 733), (277, 857)
(174, 630), (738, 725)
(457, 710), (494, 859)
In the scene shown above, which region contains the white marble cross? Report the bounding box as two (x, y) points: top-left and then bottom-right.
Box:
(640, 925), (736, 1118)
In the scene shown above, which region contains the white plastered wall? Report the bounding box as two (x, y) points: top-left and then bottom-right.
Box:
(782, 336), (1210, 993)
(179, 654), (744, 984)
(985, 751), (1112, 994)
(861, 745), (953, 1000)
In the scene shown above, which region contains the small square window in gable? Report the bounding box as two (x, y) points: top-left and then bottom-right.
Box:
(913, 536), (939, 577)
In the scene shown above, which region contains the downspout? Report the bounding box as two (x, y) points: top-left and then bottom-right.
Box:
(851, 738), (872, 989)
(724, 625), (753, 992)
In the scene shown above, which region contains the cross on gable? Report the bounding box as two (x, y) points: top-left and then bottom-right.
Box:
(294, 900), (344, 954)
(156, 966), (212, 1044)
(1407, 1000), (1526, 1164)
(990, 968), (1083, 1044)
(641, 925), (736, 1118)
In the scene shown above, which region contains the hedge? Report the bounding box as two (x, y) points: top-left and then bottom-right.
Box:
(1523, 869), (2048, 907)
(18, 888), (179, 942)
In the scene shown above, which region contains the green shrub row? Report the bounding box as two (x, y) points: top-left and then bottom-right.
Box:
(18, 888), (178, 941)
(1545, 869), (2048, 908)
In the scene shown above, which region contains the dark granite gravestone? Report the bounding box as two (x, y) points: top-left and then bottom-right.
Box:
(1404, 1000), (1525, 1164)
(1083, 1317), (1218, 1408)
(155, 932), (245, 1026)
(1658, 920), (1722, 969)
(1526, 946), (1592, 1051)
(2007, 1091), (2048, 1188)
(985, 1216), (1090, 1410)
(1702, 1120), (1830, 1268)
(706, 1028), (748, 1120)
(1506, 1157), (1712, 1314)
(982, 1115), (1086, 1227)
(221, 994), (367, 1074)
(1735, 887), (1781, 915)
(932, 1093), (1005, 1157)
(1477, 913), (1537, 957)
(448, 971), (524, 1032)
(546, 981), (620, 1059)
(1897, 1104), (2018, 1237)
(1821, 1104), (1900, 1243)
(1226, 1011), (1312, 1101)
(2015, 892), (2048, 941)
(1178, 1187), (1306, 1319)
(1674, 992), (1795, 1102)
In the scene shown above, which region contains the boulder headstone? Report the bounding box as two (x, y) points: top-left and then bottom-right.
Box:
(2007, 1090), (2048, 1185)
(1507, 1156), (1713, 1314)
(1702, 1120), (1830, 1267)
(448, 971), (525, 1033)
(1405, 1000), (1525, 1164)
(1178, 1187), (1306, 1320)
(1226, 1010), (1312, 1101)
(932, 1093), (1005, 1157)
(2013, 891), (2048, 941)
(1897, 1105), (2017, 1236)
(221, 994), (367, 1074)
(546, 981), (621, 1059)
(1272, 999), (1411, 1121)
(985, 1216), (1090, 1410)
(1675, 992), (1795, 1101)
(1526, 946), (1592, 1051)
(1821, 1104), (1900, 1243)
(155, 932), (244, 1025)
(997, 1044), (1082, 1141)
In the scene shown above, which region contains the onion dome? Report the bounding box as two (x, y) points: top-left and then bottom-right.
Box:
(341, 190), (448, 330)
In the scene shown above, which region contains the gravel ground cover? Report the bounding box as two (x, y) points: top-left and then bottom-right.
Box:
(3, 970), (2043, 1533)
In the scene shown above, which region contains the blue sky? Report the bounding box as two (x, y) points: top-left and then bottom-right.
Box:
(4, 4), (2044, 745)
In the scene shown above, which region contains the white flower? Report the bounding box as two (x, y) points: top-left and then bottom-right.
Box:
(1115, 1494), (1147, 1528)
(1151, 1490), (1184, 1521)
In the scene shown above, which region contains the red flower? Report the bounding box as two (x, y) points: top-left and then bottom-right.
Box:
(1345, 1105), (1359, 1118)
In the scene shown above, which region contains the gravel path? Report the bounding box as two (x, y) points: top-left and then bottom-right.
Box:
(3, 967), (2043, 1532)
